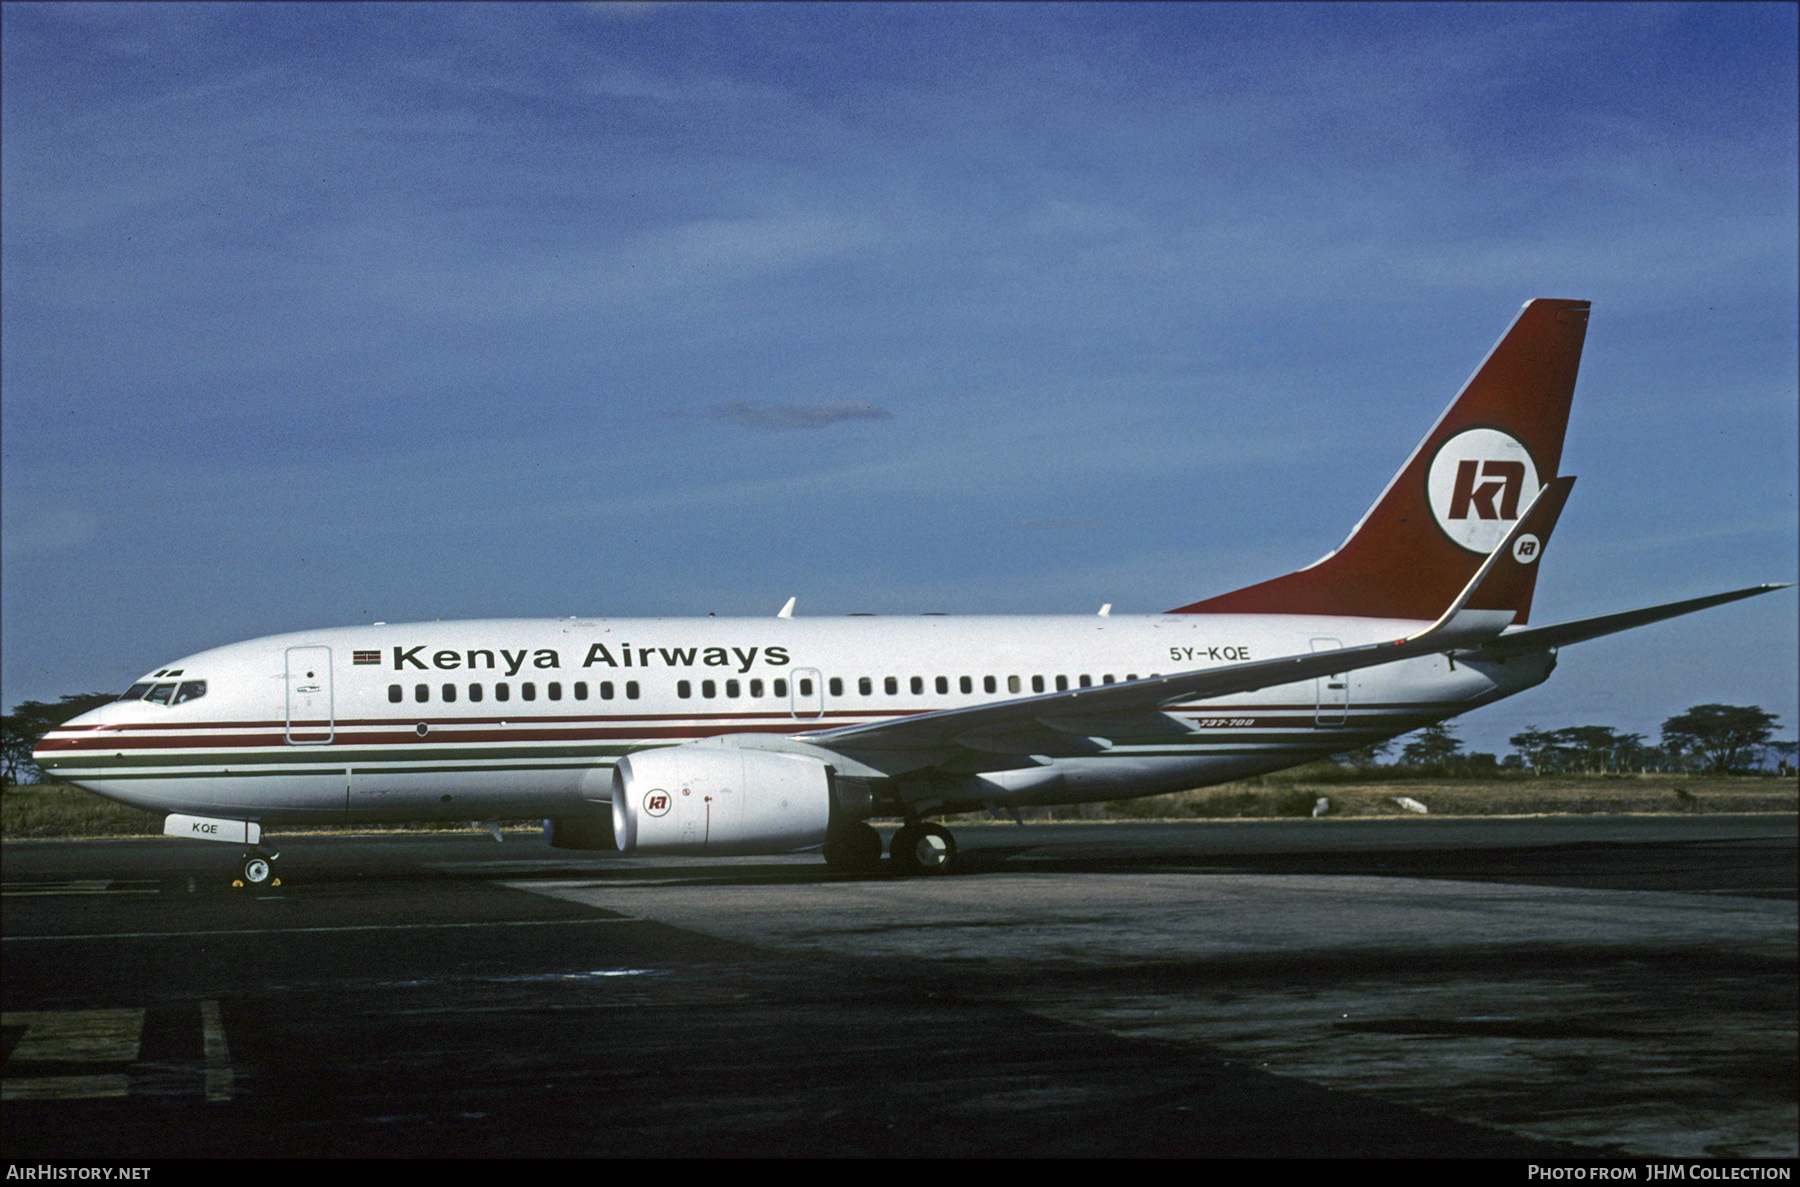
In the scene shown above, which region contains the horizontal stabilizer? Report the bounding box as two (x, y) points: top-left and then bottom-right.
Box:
(1459, 584), (1794, 661)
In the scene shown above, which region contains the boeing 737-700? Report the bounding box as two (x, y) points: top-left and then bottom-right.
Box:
(33, 299), (1790, 886)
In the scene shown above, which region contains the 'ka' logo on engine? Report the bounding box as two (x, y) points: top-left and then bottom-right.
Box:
(643, 790), (671, 817)
(1426, 427), (1540, 554)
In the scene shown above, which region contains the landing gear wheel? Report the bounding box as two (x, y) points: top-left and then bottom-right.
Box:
(823, 822), (885, 873)
(237, 851), (280, 888)
(889, 822), (956, 876)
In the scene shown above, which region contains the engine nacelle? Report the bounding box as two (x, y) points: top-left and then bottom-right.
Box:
(611, 743), (832, 855)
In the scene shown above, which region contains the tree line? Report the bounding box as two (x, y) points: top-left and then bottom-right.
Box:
(2, 693), (1793, 787)
(1340, 704), (1793, 776)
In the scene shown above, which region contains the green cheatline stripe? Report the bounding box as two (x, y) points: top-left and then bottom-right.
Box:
(41, 743), (643, 771)
(61, 761), (618, 781)
(68, 768), (344, 780)
(1104, 732), (1386, 746)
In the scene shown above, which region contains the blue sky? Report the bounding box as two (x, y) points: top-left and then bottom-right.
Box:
(4, 2), (1795, 757)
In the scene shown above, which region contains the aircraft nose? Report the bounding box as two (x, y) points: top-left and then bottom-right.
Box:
(31, 704), (112, 768)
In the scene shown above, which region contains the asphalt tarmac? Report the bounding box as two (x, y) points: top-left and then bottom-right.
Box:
(2, 815), (1794, 1159)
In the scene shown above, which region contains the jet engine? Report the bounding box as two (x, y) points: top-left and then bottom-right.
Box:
(611, 743), (832, 855)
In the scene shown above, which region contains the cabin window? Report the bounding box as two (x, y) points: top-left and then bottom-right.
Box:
(960, 676), (973, 694)
(548, 682), (562, 701)
(701, 680), (716, 698)
(1079, 675), (1091, 688)
(677, 680), (692, 699)
(726, 679), (740, 698)
(119, 683), (153, 701)
(983, 676), (996, 694)
(749, 679), (763, 697)
(495, 683), (510, 702)
(388, 684), (403, 703)
(1007, 676), (1021, 693)
(1102, 675), (1115, 685)
(414, 684), (429, 703)
(574, 682), (589, 700)
(884, 676), (898, 695)
(1055, 675), (1068, 691)
(776, 679), (790, 697)
(441, 684), (457, 703)
(1031, 676), (1045, 693)
(522, 683), (536, 701)
(935, 676), (948, 695)
(599, 682), (613, 700)
(626, 681), (640, 699)
(470, 684), (484, 702)
(858, 677), (872, 696)
(1126, 674), (1138, 682)
(828, 677), (842, 697)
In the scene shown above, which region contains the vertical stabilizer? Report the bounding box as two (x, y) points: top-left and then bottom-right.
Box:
(1169, 298), (1590, 622)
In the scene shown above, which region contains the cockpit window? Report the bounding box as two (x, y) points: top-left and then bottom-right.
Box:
(172, 681), (207, 705)
(119, 683), (152, 701)
(143, 683), (177, 705)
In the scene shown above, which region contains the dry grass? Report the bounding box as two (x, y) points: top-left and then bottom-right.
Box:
(4, 772), (1794, 839)
(1003, 774), (1798, 821)
(2, 783), (165, 838)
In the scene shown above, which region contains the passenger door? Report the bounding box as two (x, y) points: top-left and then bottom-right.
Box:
(1309, 638), (1348, 727)
(285, 646), (335, 744)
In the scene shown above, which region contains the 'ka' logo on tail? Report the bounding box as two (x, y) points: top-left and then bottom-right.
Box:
(1448, 459), (1526, 520)
(1427, 427), (1541, 554)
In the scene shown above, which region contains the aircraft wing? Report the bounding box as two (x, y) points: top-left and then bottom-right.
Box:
(803, 479), (1575, 756)
(1457, 583), (1793, 661)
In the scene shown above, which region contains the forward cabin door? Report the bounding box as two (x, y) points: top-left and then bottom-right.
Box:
(1310, 637), (1348, 727)
(285, 646), (335, 744)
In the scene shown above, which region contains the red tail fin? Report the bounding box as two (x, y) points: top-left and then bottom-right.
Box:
(1168, 298), (1590, 623)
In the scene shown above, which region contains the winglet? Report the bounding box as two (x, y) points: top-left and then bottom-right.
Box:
(1406, 475), (1576, 648)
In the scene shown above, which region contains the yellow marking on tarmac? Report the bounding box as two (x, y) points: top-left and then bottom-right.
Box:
(2, 1008), (145, 1101)
(201, 1000), (233, 1103)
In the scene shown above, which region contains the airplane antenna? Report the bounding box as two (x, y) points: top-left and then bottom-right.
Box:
(778, 597), (796, 619)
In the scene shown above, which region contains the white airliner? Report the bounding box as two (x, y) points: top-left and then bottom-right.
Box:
(34, 299), (1789, 886)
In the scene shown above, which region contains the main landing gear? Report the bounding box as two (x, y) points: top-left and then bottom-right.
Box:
(821, 820), (959, 875)
(887, 821), (956, 876)
(234, 848), (281, 889)
(822, 822), (885, 873)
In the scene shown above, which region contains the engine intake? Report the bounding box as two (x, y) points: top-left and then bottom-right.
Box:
(612, 744), (832, 855)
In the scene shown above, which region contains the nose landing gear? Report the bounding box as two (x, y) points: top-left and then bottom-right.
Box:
(234, 849), (281, 888)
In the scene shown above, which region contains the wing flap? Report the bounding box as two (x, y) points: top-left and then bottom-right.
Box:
(1037, 709), (1197, 739)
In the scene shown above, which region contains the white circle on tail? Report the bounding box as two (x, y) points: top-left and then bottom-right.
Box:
(1512, 533), (1542, 564)
(1426, 427), (1541, 554)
